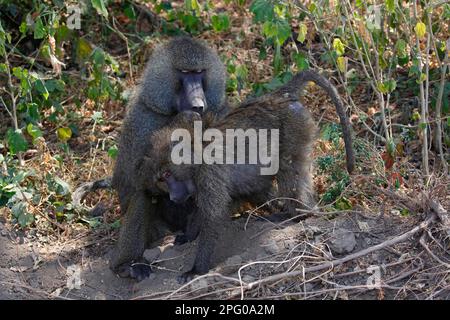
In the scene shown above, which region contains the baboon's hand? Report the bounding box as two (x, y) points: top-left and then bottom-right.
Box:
(130, 263), (153, 282)
(174, 234), (190, 245)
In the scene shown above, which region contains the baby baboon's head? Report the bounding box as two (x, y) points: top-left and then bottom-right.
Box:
(143, 111), (201, 203)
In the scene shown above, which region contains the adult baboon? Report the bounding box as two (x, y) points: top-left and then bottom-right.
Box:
(107, 37), (228, 280)
(141, 70), (354, 283)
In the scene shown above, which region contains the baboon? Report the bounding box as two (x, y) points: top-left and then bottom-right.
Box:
(141, 70), (355, 283)
(142, 96), (316, 283)
(77, 37), (229, 280)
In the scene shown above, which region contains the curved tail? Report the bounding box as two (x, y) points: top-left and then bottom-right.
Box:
(277, 70), (355, 173)
(72, 177), (112, 212)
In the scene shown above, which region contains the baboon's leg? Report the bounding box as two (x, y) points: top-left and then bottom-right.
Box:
(110, 191), (169, 280)
(174, 209), (201, 245)
(276, 158), (315, 217)
(177, 183), (231, 283)
(294, 161), (315, 210)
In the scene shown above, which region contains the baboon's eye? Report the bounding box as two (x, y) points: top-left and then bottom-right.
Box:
(195, 69), (203, 73)
(180, 70), (190, 73)
(162, 170), (172, 180)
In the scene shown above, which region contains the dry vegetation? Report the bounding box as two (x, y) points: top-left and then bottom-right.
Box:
(0, 0), (448, 300)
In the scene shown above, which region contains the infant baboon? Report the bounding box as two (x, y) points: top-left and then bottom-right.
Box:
(141, 93), (318, 283)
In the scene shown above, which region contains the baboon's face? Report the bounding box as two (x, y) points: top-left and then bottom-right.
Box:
(175, 69), (207, 114)
(158, 170), (196, 204)
(167, 37), (224, 115)
(147, 111), (199, 203)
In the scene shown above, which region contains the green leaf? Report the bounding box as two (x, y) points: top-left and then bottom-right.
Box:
(35, 79), (49, 100)
(27, 103), (40, 122)
(11, 202), (34, 227)
(396, 39), (407, 58)
(297, 23), (307, 43)
(19, 22), (27, 35)
(416, 73), (427, 84)
(415, 22), (426, 39)
(211, 14), (230, 32)
(262, 20), (291, 46)
(108, 145), (118, 159)
(250, 0), (274, 22)
(377, 80), (396, 94)
(123, 5), (137, 20)
(386, 139), (396, 155)
(7, 129), (28, 155)
(400, 208), (410, 216)
(412, 111), (421, 121)
(385, 0), (396, 14)
(34, 17), (46, 39)
(189, 0), (200, 13)
(76, 38), (93, 63)
(54, 176), (71, 196)
(91, 111), (104, 124)
(57, 127), (72, 142)
(91, 0), (109, 18)
(337, 56), (346, 72)
(292, 52), (309, 71)
(26, 123), (43, 143)
(335, 197), (353, 210)
(419, 122), (427, 130)
(333, 38), (345, 56)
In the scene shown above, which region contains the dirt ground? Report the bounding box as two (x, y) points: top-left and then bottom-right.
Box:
(1, 203), (448, 300)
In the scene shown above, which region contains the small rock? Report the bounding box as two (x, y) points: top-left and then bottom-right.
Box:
(143, 242), (175, 263)
(225, 255), (243, 266)
(190, 278), (209, 293)
(328, 228), (356, 254)
(158, 247), (179, 261)
(143, 247), (162, 263)
(357, 220), (370, 232)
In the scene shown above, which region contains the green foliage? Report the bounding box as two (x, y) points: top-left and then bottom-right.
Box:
(226, 57), (249, 93)
(317, 124), (351, 206)
(6, 129), (29, 155)
(250, 0), (296, 74)
(91, 0), (109, 18)
(0, 0), (447, 230)
(108, 145), (119, 159)
(211, 14), (231, 32)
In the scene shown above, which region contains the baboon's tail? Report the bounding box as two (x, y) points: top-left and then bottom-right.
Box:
(277, 70), (355, 173)
(72, 177), (112, 211)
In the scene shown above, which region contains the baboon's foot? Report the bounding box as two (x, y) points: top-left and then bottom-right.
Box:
(112, 261), (153, 282)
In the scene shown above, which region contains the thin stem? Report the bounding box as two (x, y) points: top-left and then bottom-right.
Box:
(413, 0), (430, 177)
(427, 18), (449, 173)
